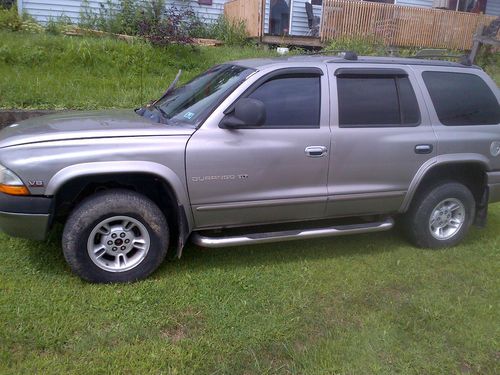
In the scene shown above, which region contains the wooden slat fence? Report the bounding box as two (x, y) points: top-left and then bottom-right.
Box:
(224, 0), (263, 38)
(320, 0), (496, 50)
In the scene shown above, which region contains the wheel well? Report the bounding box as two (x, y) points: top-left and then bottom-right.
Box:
(53, 173), (182, 254)
(409, 163), (487, 210)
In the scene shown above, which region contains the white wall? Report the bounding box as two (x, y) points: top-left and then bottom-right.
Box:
(485, 0), (500, 16)
(18, 0), (228, 24)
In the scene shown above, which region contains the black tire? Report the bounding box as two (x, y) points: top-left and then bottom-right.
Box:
(62, 189), (169, 283)
(404, 182), (475, 249)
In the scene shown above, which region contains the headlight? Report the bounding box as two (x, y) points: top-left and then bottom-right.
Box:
(0, 164), (29, 195)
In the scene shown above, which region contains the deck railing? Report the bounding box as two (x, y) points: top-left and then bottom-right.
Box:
(320, 0), (496, 50)
(224, 0), (496, 50)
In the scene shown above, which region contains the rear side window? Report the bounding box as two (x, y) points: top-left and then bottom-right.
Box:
(337, 76), (420, 127)
(248, 75), (320, 128)
(423, 72), (500, 126)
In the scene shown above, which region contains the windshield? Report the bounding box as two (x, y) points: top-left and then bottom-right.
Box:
(156, 64), (255, 125)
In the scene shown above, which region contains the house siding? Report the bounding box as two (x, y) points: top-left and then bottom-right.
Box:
(18, 0), (227, 24)
(394, 0), (434, 8)
(171, 0), (226, 23)
(486, 0), (500, 16)
(18, 0), (103, 23)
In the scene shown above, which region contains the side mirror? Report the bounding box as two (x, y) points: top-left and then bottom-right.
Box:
(219, 98), (266, 129)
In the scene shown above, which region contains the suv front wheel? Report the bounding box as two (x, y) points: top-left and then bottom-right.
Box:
(404, 182), (476, 248)
(62, 189), (169, 283)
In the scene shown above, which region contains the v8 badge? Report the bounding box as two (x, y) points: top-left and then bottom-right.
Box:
(28, 180), (44, 187)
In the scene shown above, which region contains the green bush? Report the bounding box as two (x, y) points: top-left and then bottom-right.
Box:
(0, 6), (22, 31)
(210, 16), (249, 46)
(79, 0), (165, 36)
(45, 15), (74, 35)
(325, 35), (386, 56)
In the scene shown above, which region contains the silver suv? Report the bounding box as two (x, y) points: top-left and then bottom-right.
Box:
(0, 54), (499, 283)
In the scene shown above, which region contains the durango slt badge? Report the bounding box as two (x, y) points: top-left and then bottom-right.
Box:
(192, 174), (249, 182)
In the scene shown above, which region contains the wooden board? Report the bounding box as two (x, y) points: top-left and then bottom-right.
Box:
(224, 0), (263, 38)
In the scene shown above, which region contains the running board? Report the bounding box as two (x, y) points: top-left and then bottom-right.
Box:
(191, 218), (394, 248)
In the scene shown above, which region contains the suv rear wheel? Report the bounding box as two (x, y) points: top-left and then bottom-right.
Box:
(62, 189), (169, 283)
(404, 182), (475, 248)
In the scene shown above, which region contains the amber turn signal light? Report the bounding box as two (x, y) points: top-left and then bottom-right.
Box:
(0, 184), (30, 196)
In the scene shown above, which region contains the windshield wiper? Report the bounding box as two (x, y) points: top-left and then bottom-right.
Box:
(151, 69), (182, 107)
(137, 69), (182, 124)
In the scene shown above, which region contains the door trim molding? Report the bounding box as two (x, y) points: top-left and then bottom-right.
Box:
(195, 196), (326, 212)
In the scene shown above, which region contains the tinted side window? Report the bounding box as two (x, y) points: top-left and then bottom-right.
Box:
(337, 76), (420, 127)
(423, 72), (500, 126)
(248, 76), (320, 128)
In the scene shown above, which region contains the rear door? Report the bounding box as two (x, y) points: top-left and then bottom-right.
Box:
(325, 64), (437, 217)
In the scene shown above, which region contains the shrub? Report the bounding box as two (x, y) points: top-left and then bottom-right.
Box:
(139, 6), (195, 46)
(210, 16), (249, 46)
(0, 0), (15, 9)
(45, 15), (74, 35)
(80, 0), (166, 36)
(0, 6), (22, 31)
(325, 35), (386, 56)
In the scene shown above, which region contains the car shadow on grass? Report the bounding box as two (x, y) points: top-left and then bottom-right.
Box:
(162, 229), (415, 274)
(20, 206), (499, 280)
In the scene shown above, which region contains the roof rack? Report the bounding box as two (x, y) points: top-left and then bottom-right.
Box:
(412, 49), (472, 66)
(308, 50), (358, 60)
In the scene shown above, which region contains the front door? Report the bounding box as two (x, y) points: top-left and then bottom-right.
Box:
(186, 67), (331, 229)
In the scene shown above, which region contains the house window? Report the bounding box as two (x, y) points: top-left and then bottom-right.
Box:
(198, 0), (212, 5)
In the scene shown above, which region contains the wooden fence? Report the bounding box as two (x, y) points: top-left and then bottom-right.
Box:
(320, 0), (496, 50)
(224, 0), (263, 38)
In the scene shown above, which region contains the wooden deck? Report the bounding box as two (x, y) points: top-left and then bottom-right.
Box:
(261, 35), (323, 48)
(224, 0), (497, 51)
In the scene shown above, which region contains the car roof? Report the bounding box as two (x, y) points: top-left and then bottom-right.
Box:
(230, 55), (480, 70)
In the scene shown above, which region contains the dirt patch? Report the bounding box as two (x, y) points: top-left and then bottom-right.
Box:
(160, 308), (205, 343)
(161, 325), (187, 343)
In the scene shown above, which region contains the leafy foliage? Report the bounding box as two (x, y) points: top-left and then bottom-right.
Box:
(0, 6), (21, 31)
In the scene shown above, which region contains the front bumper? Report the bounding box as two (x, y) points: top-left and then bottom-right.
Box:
(0, 193), (53, 240)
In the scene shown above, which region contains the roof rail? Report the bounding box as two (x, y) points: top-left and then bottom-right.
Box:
(412, 49), (472, 66)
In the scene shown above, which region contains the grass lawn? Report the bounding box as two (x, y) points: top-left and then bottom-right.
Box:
(0, 31), (499, 374)
(0, 31), (275, 110)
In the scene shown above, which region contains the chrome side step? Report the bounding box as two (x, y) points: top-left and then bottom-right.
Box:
(191, 218), (394, 248)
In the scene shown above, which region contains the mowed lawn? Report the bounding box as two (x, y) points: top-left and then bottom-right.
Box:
(1, 208), (499, 374)
(0, 32), (500, 374)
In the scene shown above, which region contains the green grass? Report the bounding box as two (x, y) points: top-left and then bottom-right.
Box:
(0, 31), (274, 110)
(1, 207), (499, 374)
(1, 31), (499, 374)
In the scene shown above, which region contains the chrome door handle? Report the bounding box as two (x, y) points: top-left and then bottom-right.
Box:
(305, 146), (328, 158)
(415, 144), (433, 154)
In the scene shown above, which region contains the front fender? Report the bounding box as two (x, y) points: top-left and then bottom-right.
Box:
(46, 161), (194, 231)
